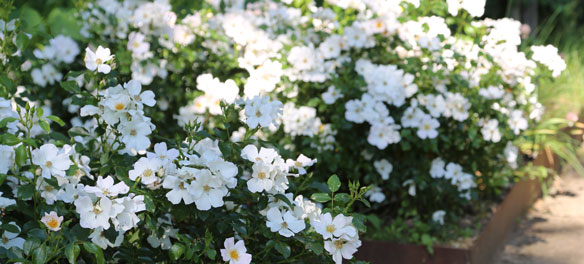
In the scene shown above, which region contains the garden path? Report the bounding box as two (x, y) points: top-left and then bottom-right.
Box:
(495, 169), (584, 264)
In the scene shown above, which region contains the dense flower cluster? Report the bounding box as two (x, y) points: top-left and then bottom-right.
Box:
(0, 0), (567, 261)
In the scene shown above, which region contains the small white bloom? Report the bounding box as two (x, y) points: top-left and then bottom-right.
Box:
(31, 144), (72, 179)
(220, 237), (252, 264)
(84, 46), (114, 73)
(41, 211), (63, 231)
(373, 159), (393, 180)
(266, 207), (306, 237)
(432, 210), (446, 225)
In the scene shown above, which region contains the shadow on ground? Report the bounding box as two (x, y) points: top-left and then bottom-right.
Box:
(495, 170), (584, 264)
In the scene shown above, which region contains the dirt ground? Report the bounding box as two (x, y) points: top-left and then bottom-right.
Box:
(495, 169), (584, 264)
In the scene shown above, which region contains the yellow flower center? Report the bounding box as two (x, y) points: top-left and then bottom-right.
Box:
(130, 129), (137, 136)
(334, 240), (344, 249)
(326, 225), (335, 233)
(143, 169), (153, 177)
(93, 204), (102, 214)
(47, 218), (59, 229)
(179, 182), (186, 189)
(257, 172), (267, 179)
(203, 185), (211, 192)
(96, 58), (103, 65)
(133, 42), (140, 48)
(115, 103), (125, 111)
(45, 161), (53, 168)
(229, 249), (239, 260)
(281, 222), (288, 229)
(424, 124), (430, 130)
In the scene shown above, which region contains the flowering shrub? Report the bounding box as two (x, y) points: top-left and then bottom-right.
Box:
(0, 0), (567, 261)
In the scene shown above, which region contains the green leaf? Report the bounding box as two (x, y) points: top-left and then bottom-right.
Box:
(333, 193), (351, 204)
(35, 107), (44, 119)
(0, 117), (17, 128)
(274, 241), (291, 258)
(307, 241), (324, 255)
(83, 242), (105, 264)
(170, 243), (185, 260)
(47, 8), (83, 40)
(38, 119), (51, 133)
(144, 195), (155, 212)
(310, 193), (331, 203)
(17, 184), (35, 200)
(46, 115), (65, 127)
(359, 198), (371, 208)
(60, 80), (81, 94)
(2, 223), (20, 233)
(0, 133), (21, 145)
(68, 126), (90, 137)
(32, 244), (47, 264)
(274, 194), (293, 208)
(205, 248), (216, 260)
(23, 238), (41, 256)
(19, 7), (43, 33)
(65, 243), (80, 264)
(327, 174), (341, 192)
(15, 144), (27, 167)
(352, 214), (367, 232)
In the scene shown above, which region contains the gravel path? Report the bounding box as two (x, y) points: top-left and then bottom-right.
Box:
(495, 170), (584, 264)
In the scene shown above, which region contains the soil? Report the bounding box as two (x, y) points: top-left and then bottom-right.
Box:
(494, 169), (584, 264)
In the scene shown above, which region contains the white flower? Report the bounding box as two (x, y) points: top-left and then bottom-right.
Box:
(129, 157), (163, 185)
(430, 158), (446, 178)
(240, 145), (279, 164)
(444, 162), (464, 181)
(128, 32), (150, 56)
(367, 122), (401, 149)
(247, 161), (275, 193)
(163, 167), (196, 205)
(75, 196), (117, 230)
(51, 35), (80, 63)
(322, 85), (343, 104)
(288, 46), (317, 71)
(403, 179), (416, 196)
(84, 46), (114, 73)
(373, 159), (393, 180)
(285, 154), (317, 175)
(85, 176), (130, 198)
(504, 141), (519, 169)
(531, 44), (566, 77)
(508, 110), (528, 135)
(401, 106), (424, 128)
(417, 115), (440, 139)
(266, 207), (306, 237)
(147, 142), (179, 165)
(313, 213), (357, 240)
(220, 237), (252, 264)
(0, 222), (25, 249)
(0, 192), (16, 210)
(112, 194), (146, 231)
(244, 95), (282, 128)
(481, 119), (502, 142)
(188, 169), (227, 210)
(0, 145), (15, 174)
(324, 236), (362, 264)
(118, 117), (152, 154)
(366, 186), (386, 203)
(31, 143), (72, 179)
(41, 211), (63, 231)
(432, 210), (446, 225)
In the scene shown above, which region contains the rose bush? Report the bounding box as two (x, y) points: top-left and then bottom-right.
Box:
(0, 0), (567, 262)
